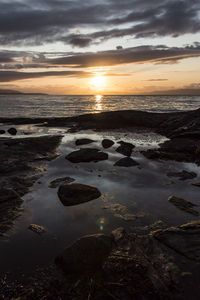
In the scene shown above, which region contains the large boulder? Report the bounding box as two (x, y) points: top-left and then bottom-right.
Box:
(75, 138), (95, 146)
(116, 141), (135, 157)
(102, 139), (114, 149)
(55, 233), (114, 273)
(66, 148), (108, 163)
(58, 183), (101, 206)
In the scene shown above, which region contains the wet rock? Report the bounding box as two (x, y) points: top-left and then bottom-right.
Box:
(167, 170), (197, 180)
(116, 141), (135, 156)
(49, 177), (75, 188)
(58, 183), (101, 206)
(192, 182), (200, 187)
(152, 220), (200, 261)
(168, 195), (199, 216)
(28, 224), (46, 234)
(55, 233), (114, 273)
(143, 136), (200, 164)
(0, 188), (23, 204)
(0, 130), (5, 134)
(114, 157), (139, 167)
(0, 189), (23, 236)
(102, 139), (114, 149)
(75, 138), (95, 146)
(66, 148), (108, 163)
(7, 127), (17, 135)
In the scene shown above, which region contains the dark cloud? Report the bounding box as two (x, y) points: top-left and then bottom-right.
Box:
(0, 70), (93, 82)
(47, 44), (200, 67)
(0, 0), (199, 47)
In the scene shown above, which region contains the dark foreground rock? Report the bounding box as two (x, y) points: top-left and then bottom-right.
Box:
(102, 138), (114, 148)
(168, 195), (199, 216)
(66, 148), (108, 163)
(58, 183), (101, 206)
(75, 138), (95, 146)
(2, 221), (200, 299)
(167, 170), (197, 181)
(49, 176), (75, 188)
(0, 135), (62, 235)
(7, 127), (17, 135)
(114, 157), (139, 167)
(55, 234), (114, 273)
(116, 141), (135, 156)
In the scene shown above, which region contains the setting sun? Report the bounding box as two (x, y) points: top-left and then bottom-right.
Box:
(90, 75), (105, 91)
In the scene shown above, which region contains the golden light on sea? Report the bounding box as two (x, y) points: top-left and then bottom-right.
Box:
(95, 94), (102, 111)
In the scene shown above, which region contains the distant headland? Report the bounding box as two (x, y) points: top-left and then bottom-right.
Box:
(0, 89), (46, 95)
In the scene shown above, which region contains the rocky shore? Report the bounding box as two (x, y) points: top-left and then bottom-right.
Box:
(0, 109), (200, 299)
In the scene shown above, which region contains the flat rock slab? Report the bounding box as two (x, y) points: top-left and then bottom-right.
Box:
(28, 224), (46, 234)
(55, 233), (114, 273)
(167, 170), (197, 180)
(152, 221), (200, 261)
(49, 176), (75, 188)
(58, 183), (101, 206)
(116, 141), (135, 157)
(102, 139), (114, 149)
(114, 157), (139, 167)
(66, 148), (108, 163)
(168, 195), (199, 216)
(75, 138), (95, 146)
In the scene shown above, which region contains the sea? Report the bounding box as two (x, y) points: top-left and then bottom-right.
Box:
(0, 94), (200, 118)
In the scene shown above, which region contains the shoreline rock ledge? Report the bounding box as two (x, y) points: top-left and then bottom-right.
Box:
(58, 183), (101, 206)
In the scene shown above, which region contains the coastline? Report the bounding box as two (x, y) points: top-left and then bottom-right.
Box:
(0, 109), (200, 299)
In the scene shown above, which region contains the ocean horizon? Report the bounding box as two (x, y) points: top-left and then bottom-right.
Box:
(0, 94), (200, 118)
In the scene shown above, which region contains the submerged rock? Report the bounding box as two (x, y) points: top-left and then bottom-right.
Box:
(114, 157), (139, 167)
(75, 138), (95, 146)
(102, 139), (114, 149)
(66, 148), (108, 163)
(152, 220), (200, 261)
(49, 176), (75, 188)
(167, 170), (197, 181)
(28, 224), (46, 234)
(116, 141), (135, 157)
(58, 183), (101, 206)
(55, 233), (114, 273)
(168, 195), (199, 216)
(7, 127), (17, 135)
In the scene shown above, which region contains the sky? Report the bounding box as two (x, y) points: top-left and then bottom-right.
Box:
(0, 0), (200, 95)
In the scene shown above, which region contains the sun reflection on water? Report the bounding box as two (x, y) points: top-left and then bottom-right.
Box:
(95, 95), (102, 111)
